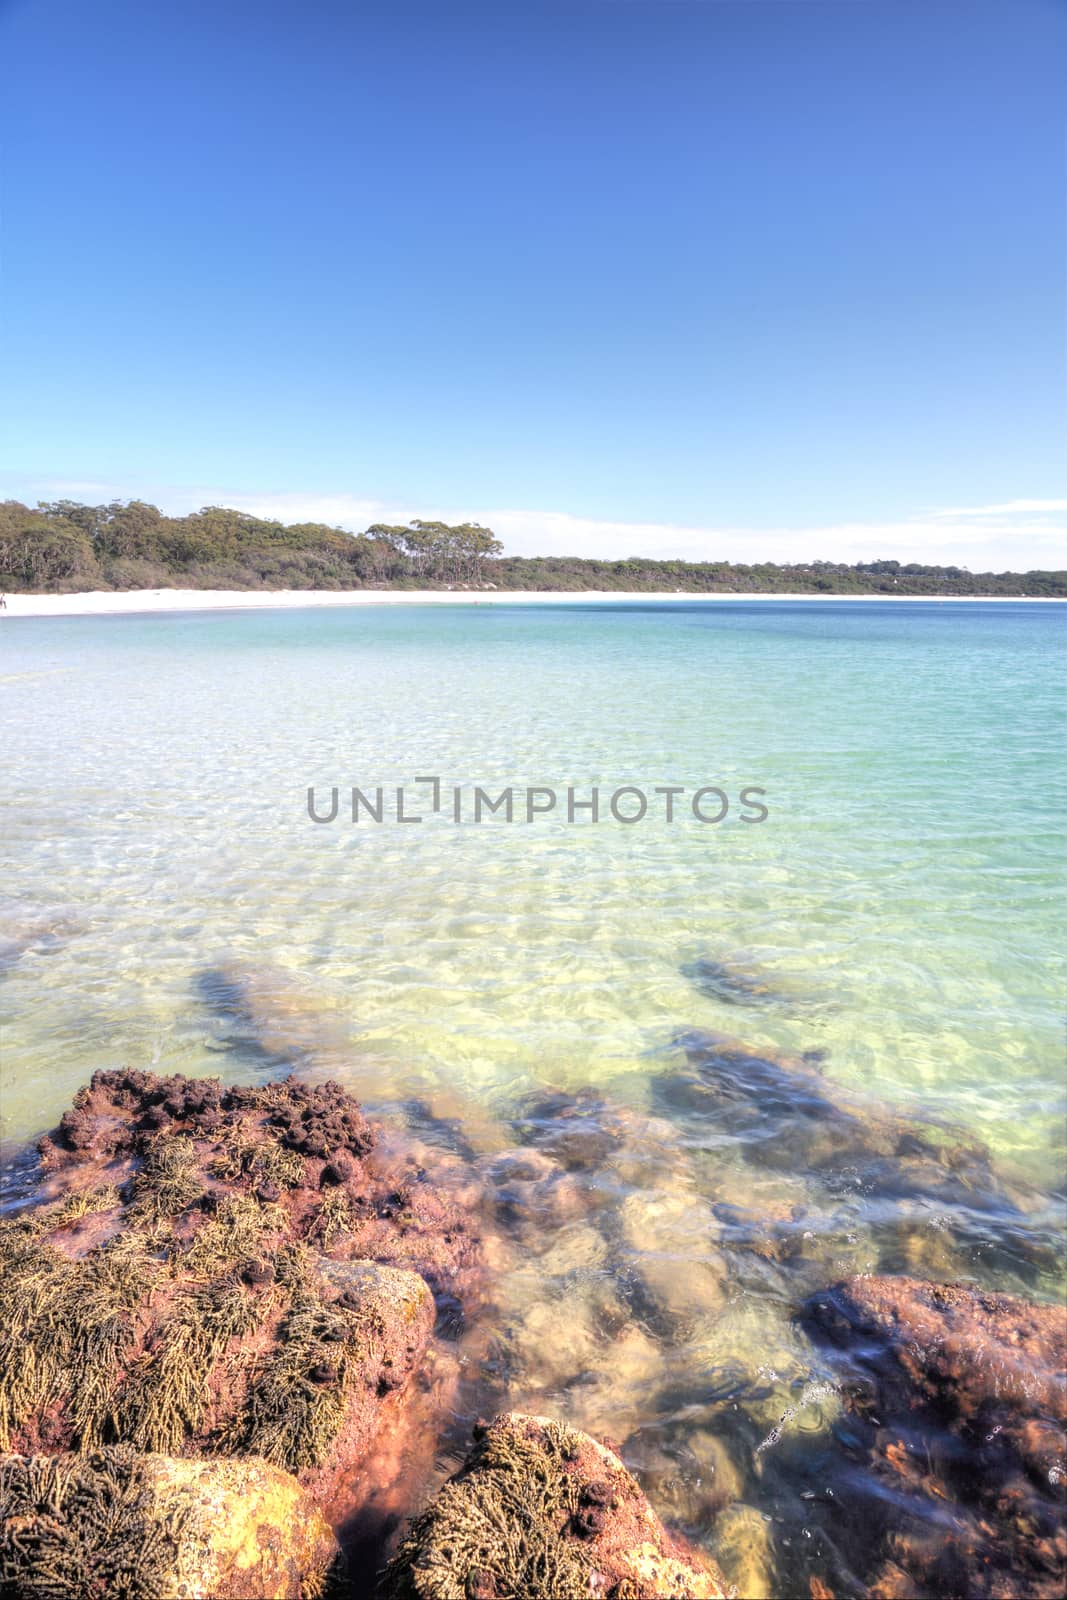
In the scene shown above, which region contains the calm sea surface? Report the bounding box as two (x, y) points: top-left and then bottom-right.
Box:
(1, 599), (1064, 1588)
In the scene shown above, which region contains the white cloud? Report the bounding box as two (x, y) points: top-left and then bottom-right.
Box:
(927, 498), (1067, 519)
(8, 476), (1066, 570)
(471, 506), (1066, 570)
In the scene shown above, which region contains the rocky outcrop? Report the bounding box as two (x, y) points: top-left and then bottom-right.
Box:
(0, 1069), (488, 1546)
(0, 1448), (338, 1599)
(381, 1413), (730, 1600)
(805, 1274), (1067, 1599)
(808, 1273), (1067, 1430)
(6, 1057), (1060, 1600)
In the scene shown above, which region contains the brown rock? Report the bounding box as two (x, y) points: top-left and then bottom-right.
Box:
(305, 1258), (435, 1519)
(807, 1274), (1066, 1436)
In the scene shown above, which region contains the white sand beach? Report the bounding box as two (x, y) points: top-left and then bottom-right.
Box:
(1, 588), (1056, 617)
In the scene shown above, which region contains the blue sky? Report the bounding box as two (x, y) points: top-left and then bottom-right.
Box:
(1, 0), (1063, 566)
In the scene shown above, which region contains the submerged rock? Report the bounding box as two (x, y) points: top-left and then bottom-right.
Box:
(402, 1087), (512, 1161)
(617, 1189), (729, 1337)
(659, 1029), (893, 1172)
(196, 960), (356, 1075)
(477, 1146), (590, 1235)
(381, 1412), (729, 1599)
(622, 1424), (744, 1530)
(658, 1028), (1058, 1285)
(478, 1086), (742, 1422)
(0, 898), (86, 974)
(807, 1273), (1067, 1463)
(682, 956), (798, 1010)
(804, 1274), (1067, 1599)
(658, 1029), (991, 1203)
(511, 1086), (679, 1177)
(0, 1447), (338, 1598)
(710, 1502), (776, 1600)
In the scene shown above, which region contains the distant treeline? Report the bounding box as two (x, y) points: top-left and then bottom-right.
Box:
(1, 498), (1063, 597)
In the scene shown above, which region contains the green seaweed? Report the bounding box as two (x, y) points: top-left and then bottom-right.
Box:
(180, 1193), (286, 1276)
(129, 1136), (204, 1224)
(0, 1086), (370, 1471)
(308, 1186), (352, 1249)
(222, 1261), (356, 1473)
(0, 1237), (73, 1452)
(0, 1448), (189, 1600)
(0, 1194), (153, 1452)
(0, 1181), (281, 1455)
(57, 1237), (159, 1450)
(116, 1272), (267, 1454)
(209, 1135), (305, 1189)
(382, 1421), (595, 1600)
(44, 1183), (123, 1228)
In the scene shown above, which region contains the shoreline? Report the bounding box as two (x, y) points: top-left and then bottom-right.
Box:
(2, 587), (1062, 617)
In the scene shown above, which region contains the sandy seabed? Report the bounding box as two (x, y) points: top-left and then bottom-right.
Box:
(2, 588), (1058, 617)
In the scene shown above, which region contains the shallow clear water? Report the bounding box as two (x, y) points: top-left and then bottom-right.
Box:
(1, 599), (1065, 1590)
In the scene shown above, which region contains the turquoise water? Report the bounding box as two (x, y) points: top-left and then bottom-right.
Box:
(1, 599), (1065, 1589)
(2, 600), (1063, 1175)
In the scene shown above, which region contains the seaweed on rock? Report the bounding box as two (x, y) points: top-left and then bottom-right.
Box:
(384, 1416), (594, 1600)
(128, 1136), (204, 1224)
(309, 1187), (354, 1250)
(222, 1245), (354, 1473)
(116, 1271), (268, 1455)
(0, 1447), (189, 1599)
(381, 1413), (729, 1600)
(1, 1065), (483, 1573)
(0, 1201), (156, 1454)
(0, 1448), (342, 1600)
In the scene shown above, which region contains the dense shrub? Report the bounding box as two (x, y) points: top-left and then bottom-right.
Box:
(0, 498), (1062, 597)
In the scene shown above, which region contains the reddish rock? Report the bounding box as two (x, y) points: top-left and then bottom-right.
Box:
(805, 1274), (1067, 1599)
(1, 1068), (491, 1561)
(381, 1413), (730, 1599)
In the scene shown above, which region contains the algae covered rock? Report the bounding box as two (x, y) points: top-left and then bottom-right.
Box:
(381, 1412), (729, 1600)
(805, 1274), (1067, 1599)
(0, 1069), (482, 1537)
(290, 1258), (435, 1517)
(0, 1447), (338, 1598)
(807, 1273), (1067, 1432)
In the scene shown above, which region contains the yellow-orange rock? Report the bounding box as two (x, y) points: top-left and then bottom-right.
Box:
(0, 1449), (338, 1599)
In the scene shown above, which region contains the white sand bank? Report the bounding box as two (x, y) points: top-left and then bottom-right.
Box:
(0, 588), (1056, 618)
